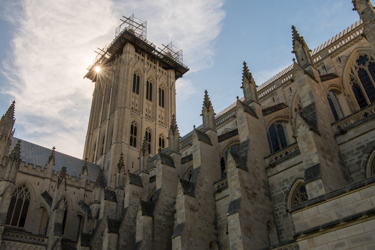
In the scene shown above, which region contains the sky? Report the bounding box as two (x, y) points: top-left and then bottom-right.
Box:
(0, 0), (363, 158)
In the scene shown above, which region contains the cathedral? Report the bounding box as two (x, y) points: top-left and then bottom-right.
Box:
(2, 1), (375, 249)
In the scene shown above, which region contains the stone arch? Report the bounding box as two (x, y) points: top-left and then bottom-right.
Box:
(266, 116), (290, 131)
(326, 83), (343, 95)
(182, 166), (193, 181)
(220, 143), (240, 179)
(5, 182), (33, 228)
(287, 179), (308, 210)
(15, 180), (36, 202)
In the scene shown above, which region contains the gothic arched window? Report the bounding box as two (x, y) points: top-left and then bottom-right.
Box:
(350, 54), (375, 108)
(159, 87), (165, 108)
(145, 128), (152, 153)
(146, 80), (153, 101)
(267, 122), (288, 154)
(290, 182), (308, 207)
(6, 184), (31, 227)
(132, 73), (140, 94)
(130, 121), (137, 147)
(327, 91), (344, 121)
(220, 144), (240, 179)
(159, 134), (165, 151)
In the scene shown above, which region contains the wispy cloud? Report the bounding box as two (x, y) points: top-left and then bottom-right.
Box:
(1, 0), (225, 158)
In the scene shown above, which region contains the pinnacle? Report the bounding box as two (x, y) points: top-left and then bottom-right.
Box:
(242, 61), (252, 82)
(2, 100), (15, 122)
(292, 25), (304, 44)
(82, 158), (88, 174)
(47, 146), (56, 165)
(141, 135), (148, 154)
(94, 169), (106, 188)
(118, 152), (125, 171)
(203, 90), (212, 110)
(170, 114), (179, 134)
(9, 139), (21, 161)
(60, 166), (67, 179)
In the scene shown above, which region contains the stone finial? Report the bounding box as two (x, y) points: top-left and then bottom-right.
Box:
(117, 153), (125, 172)
(47, 146), (56, 165)
(2, 100), (15, 122)
(81, 158), (88, 175)
(170, 114), (179, 134)
(203, 90), (212, 110)
(57, 166), (67, 188)
(94, 169), (106, 188)
(9, 140), (21, 161)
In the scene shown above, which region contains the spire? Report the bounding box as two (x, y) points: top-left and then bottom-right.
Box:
(291, 25), (313, 68)
(201, 90), (216, 131)
(47, 146), (56, 165)
(241, 61), (258, 103)
(1, 100), (15, 123)
(117, 153), (125, 172)
(81, 158), (88, 175)
(94, 169), (106, 188)
(9, 140), (21, 161)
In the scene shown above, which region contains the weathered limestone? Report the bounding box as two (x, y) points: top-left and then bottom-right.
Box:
(354, 0), (375, 51)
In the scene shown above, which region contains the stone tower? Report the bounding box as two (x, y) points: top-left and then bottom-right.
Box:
(82, 15), (189, 188)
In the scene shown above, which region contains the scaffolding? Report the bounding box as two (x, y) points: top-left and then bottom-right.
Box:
(85, 15), (188, 80)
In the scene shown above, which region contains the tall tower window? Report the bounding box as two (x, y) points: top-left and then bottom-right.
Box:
(6, 184), (31, 228)
(146, 80), (153, 101)
(132, 73), (140, 94)
(159, 134), (165, 151)
(159, 87), (165, 108)
(267, 122), (288, 154)
(350, 55), (375, 108)
(130, 121), (137, 147)
(145, 127), (152, 153)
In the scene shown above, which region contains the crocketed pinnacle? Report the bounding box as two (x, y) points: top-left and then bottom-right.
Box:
(81, 158), (88, 174)
(203, 90), (212, 110)
(118, 153), (125, 171)
(242, 61), (252, 82)
(141, 135), (148, 154)
(95, 169), (106, 188)
(170, 114), (179, 134)
(47, 146), (56, 165)
(57, 166), (67, 188)
(292, 25), (305, 46)
(1, 100), (15, 122)
(9, 139), (21, 161)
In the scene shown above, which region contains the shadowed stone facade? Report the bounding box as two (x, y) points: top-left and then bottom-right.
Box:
(2, 2), (375, 249)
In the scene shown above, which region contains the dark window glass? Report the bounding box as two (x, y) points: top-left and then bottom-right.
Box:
(328, 97), (339, 121)
(6, 184), (30, 228)
(352, 83), (368, 108)
(269, 123), (280, 153)
(358, 68), (375, 103)
(132, 74), (136, 93)
(357, 55), (369, 66)
(277, 125), (287, 149)
(136, 76), (140, 94)
(5, 197), (16, 225)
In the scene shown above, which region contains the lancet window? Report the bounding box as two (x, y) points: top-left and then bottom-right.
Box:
(267, 122), (287, 154)
(327, 91), (344, 121)
(6, 184), (31, 228)
(130, 121), (137, 147)
(159, 87), (165, 108)
(146, 80), (153, 101)
(349, 54), (375, 109)
(220, 144), (240, 179)
(132, 72), (140, 94)
(145, 127), (152, 153)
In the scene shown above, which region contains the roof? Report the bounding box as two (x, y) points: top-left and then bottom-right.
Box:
(11, 137), (101, 182)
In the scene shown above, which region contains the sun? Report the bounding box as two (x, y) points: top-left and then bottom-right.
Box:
(94, 66), (101, 73)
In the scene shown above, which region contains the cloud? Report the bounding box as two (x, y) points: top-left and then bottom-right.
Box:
(1, 0), (225, 158)
(176, 78), (196, 101)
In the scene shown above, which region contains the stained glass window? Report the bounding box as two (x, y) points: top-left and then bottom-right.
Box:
(6, 184), (31, 228)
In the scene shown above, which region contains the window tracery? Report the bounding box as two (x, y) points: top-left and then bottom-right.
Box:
(349, 54), (375, 108)
(6, 184), (31, 228)
(290, 182), (308, 207)
(146, 79), (153, 101)
(145, 127), (152, 153)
